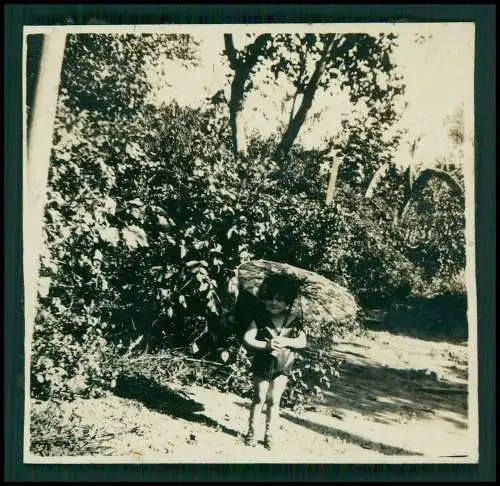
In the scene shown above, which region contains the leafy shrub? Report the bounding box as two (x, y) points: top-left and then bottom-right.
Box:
(283, 351), (343, 411)
(206, 341), (254, 399)
(383, 292), (468, 342)
(30, 305), (135, 400)
(401, 178), (466, 278)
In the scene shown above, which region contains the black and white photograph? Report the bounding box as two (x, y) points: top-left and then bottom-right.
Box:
(23, 22), (478, 464)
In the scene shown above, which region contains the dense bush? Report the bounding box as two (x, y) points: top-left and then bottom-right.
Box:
(401, 178), (466, 278)
(30, 308), (121, 400)
(383, 292), (468, 342)
(32, 99), (302, 399)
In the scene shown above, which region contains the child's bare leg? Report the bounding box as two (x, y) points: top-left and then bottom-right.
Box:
(264, 374), (288, 448)
(246, 378), (269, 445)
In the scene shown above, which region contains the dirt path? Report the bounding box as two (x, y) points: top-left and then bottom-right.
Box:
(306, 331), (472, 459)
(29, 329), (475, 463)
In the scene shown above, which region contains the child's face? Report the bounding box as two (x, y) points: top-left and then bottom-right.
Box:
(264, 294), (288, 315)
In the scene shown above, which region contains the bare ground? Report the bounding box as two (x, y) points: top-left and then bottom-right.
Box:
(29, 329), (475, 463)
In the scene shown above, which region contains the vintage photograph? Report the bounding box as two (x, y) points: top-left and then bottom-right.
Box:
(24, 22), (477, 464)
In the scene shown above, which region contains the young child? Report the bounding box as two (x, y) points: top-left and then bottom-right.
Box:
(242, 273), (307, 450)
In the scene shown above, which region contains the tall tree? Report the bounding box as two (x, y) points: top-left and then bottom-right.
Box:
(25, 32), (67, 349)
(223, 34), (272, 158)
(223, 32), (405, 171)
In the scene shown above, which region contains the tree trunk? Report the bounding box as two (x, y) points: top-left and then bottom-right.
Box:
(325, 153), (342, 205)
(288, 89), (299, 127)
(224, 34), (270, 159)
(228, 68), (248, 158)
(274, 36), (335, 166)
(224, 35), (247, 158)
(24, 31), (66, 383)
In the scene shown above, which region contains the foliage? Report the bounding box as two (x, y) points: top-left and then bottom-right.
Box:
(444, 104), (465, 148)
(30, 307), (122, 400)
(414, 269), (466, 299)
(205, 341), (255, 399)
(231, 32), (405, 114)
(243, 149), (418, 307)
(33, 92), (284, 398)
(32, 32), (467, 405)
(283, 351), (343, 411)
(30, 400), (115, 456)
(224, 32), (405, 162)
(31, 33), (203, 400)
(399, 177), (466, 278)
(60, 33), (198, 118)
(337, 112), (405, 194)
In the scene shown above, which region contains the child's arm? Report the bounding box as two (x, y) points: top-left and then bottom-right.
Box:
(278, 330), (307, 350)
(242, 321), (270, 352)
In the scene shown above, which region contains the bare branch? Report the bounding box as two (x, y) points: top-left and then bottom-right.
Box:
(364, 162), (391, 199)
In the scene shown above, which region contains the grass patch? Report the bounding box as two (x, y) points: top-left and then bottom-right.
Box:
(30, 400), (115, 456)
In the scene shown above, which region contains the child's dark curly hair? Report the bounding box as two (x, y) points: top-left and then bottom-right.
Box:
(257, 273), (302, 306)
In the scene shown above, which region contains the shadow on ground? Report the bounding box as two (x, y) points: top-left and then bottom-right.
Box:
(280, 411), (423, 456)
(320, 360), (468, 427)
(235, 349), (467, 431)
(114, 374), (240, 438)
(445, 364), (468, 382)
(235, 353), (467, 455)
(233, 401), (423, 456)
(363, 294), (468, 343)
